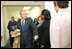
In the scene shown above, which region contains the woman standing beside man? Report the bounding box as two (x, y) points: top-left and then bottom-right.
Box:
(37, 9), (51, 48)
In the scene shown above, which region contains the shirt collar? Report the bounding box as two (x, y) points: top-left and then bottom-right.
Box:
(21, 19), (25, 25)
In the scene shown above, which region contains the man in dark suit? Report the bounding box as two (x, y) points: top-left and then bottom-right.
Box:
(17, 10), (38, 48)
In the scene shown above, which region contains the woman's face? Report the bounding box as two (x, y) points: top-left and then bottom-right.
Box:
(41, 15), (45, 20)
(38, 17), (43, 23)
(34, 19), (37, 22)
(11, 16), (15, 21)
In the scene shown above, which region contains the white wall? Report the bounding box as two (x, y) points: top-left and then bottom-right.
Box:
(5, 6), (22, 21)
(45, 1), (57, 19)
(4, 6), (42, 21)
(1, 3), (5, 47)
(28, 6), (41, 20)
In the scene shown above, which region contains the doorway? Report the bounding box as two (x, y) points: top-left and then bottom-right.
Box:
(1, 1), (45, 47)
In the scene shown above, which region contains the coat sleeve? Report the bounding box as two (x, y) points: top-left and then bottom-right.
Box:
(41, 21), (50, 47)
(7, 21), (12, 31)
(30, 18), (38, 36)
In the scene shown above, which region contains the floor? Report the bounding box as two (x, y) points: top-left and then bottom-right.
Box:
(1, 44), (12, 48)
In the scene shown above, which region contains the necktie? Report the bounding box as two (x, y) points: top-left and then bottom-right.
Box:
(22, 20), (24, 31)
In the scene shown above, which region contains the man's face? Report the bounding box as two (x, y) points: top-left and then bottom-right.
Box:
(54, 2), (59, 13)
(21, 11), (27, 19)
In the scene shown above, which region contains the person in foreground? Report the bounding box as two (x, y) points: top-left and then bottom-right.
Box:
(50, 1), (71, 48)
(17, 10), (38, 48)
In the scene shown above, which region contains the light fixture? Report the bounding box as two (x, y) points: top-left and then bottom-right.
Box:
(23, 7), (31, 10)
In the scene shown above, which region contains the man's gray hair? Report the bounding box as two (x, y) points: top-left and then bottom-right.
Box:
(19, 10), (27, 15)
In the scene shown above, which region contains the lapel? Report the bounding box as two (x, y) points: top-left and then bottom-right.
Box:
(20, 19), (27, 30)
(24, 19), (27, 29)
(19, 18), (28, 31)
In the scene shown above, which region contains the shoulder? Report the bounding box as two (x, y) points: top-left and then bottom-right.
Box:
(14, 21), (17, 23)
(43, 20), (50, 27)
(25, 18), (33, 22)
(9, 21), (11, 22)
(43, 20), (50, 24)
(17, 19), (21, 23)
(8, 21), (11, 23)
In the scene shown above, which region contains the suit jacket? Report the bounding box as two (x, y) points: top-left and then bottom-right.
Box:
(37, 20), (51, 48)
(17, 18), (38, 41)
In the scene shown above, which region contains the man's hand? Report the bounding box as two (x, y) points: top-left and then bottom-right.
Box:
(40, 45), (44, 48)
(34, 35), (38, 41)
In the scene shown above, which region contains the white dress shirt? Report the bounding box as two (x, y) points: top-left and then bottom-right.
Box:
(50, 8), (71, 48)
(21, 19), (25, 26)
